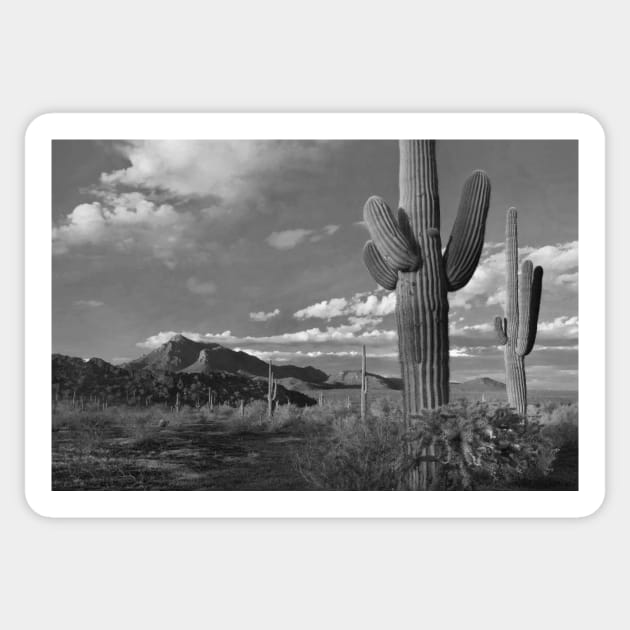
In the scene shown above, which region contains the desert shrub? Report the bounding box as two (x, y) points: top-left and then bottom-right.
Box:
(405, 402), (557, 489)
(295, 414), (405, 490)
(539, 403), (578, 449)
(369, 396), (404, 421)
(295, 401), (558, 491)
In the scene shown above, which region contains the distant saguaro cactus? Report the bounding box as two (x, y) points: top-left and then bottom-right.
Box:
(362, 140), (491, 417)
(360, 345), (368, 420)
(494, 207), (543, 417)
(267, 360), (278, 419)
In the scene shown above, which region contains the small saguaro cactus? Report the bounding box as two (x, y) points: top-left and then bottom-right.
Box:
(494, 207), (543, 417)
(267, 360), (278, 419)
(360, 344), (368, 421)
(362, 140), (491, 418)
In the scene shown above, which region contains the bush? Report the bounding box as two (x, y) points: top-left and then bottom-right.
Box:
(295, 401), (558, 491)
(539, 403), (578, 449)
(406, 402), (558, 489)
(295, 414), (405, 490)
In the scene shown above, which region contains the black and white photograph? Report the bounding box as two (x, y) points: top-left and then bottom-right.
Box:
(49, 134), (579, 492)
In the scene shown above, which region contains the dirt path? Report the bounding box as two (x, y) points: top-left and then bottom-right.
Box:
(53, 420), (313, 490)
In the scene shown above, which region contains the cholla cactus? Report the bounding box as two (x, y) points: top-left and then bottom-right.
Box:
(360, 345), (368, 420)
(267, 361), (278, 418)
(494, 207), (543, 417)
(362, 140), (491, 418)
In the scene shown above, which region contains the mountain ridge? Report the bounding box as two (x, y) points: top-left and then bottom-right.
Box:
(125, 334), (328, 383)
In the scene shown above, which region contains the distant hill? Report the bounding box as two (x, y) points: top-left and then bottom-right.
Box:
(325, 370), (403, 390)
(125, 334), (328, 383)
(52, 353), (316, 408)
(453, 377), (506, 392)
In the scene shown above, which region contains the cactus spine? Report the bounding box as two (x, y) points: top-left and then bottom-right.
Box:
(360, 344), (368, 420)
(267, 360), (278, 419)
(362, 140), (491, 418)
(494, 207), (543, 417)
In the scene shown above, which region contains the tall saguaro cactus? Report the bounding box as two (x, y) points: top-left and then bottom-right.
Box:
(494, 207), (543, 416)
(362, 140), (491, 418)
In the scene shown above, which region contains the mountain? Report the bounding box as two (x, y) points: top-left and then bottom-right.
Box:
(125, 334), (328, 383)
(453, 377), (506, 392)
(326, 370), (403, 390)
(52, 353), (316, 408)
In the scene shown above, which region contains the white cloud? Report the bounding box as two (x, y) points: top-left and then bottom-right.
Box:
(249, 308), (281, 322)
(294, 290), (396, 321)
(450, 241), (578, 310)
(537, 316), (579, 339)
(294, 297), (349, 320)
(185, 277), (217, 296)
(74, 299), (104, 307)
(309, 224), (340, 242)
(266, 229), (313, 250)
(233, 348), (398, 362)
(100, 140), (330, 201)
(137, 320), (397, 351)
(52, 194), (193, 268)
(266, 224), (340, 250)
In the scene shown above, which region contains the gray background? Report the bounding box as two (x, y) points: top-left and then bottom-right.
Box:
(5, 1), (625, 628)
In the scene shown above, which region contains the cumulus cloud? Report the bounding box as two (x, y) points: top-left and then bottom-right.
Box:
(52, 193), (195, 268)
(249, 308), (280, 322)
(185, 277), (217, 296)
(294, 297), (349, 320)
(450, 241), (578, 309)
(294, 291), (396, 320)
(266, 224), (340, 250)
(100, 140), (331, 202)
(74, 299), (104, 307)
(537, 315), (579, 339)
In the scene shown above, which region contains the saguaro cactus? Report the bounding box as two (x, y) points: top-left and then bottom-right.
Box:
(362, 140), (491, 417)
(360, 344), (368, 420)
(494, 207), (543, 417)
(267, 360), (278, 419)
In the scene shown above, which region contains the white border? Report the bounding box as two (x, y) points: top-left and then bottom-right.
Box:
(25, 113), (605, 518)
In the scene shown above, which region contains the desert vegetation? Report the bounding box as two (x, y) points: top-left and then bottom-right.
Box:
(52, 395), (577, 491)
(51, 139), (577, 492)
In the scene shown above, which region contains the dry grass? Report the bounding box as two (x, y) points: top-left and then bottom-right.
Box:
(51, 398), (578, 491)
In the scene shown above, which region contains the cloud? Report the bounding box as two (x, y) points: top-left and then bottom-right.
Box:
(52, 193), (194, 268)
(54, 142), (340, 266)
(185, 277), (217, 296)
(266, 229), (313, 250)
(74, 299), (104, 307)
(294, 290), (396, 320)
(450, 241), (578, 310)
(266, 224), (340, 250)
(137, 320), (397, 351)
(249, 308), (280, 322)
(537, 316), (579, 340)
(100, 140), (331, 202)
(294, 297), (349, 320)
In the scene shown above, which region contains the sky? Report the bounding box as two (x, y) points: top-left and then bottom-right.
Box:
(52, 139), (578, 390)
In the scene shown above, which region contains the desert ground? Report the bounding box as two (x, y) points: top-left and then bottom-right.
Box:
(52, 388), (578, 491)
